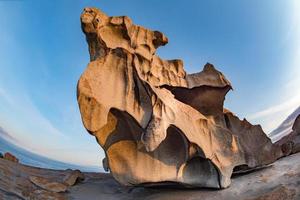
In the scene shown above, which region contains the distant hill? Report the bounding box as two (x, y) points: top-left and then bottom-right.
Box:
(269, 106), (300, 142)
(0, 127), (101, 172)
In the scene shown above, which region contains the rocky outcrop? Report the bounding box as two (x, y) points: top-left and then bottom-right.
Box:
(1, 153), (299, 200)
(0, 158), (67, 200)
(0, 159), (88, 199)
(3, 152), (19, 163)
(29, 176), (68, 193)
(77, 7), (299, 188)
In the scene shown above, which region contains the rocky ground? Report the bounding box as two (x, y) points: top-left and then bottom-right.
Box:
(0, 152), (299, 200)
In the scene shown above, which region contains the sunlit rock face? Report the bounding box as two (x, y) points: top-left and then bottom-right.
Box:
(77, 7), (298, 188)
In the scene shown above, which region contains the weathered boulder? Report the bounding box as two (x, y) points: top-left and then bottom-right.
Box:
(29, 176), (68, 193)
(63, 169), (85, 186)
(3, 152), (19, 163)
(275, 115), (300, 155)
(77, 7), (298, 188)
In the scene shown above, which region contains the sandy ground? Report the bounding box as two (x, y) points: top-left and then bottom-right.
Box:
(0, 153), (299, 200)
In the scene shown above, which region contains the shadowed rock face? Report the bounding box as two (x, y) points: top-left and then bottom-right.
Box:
(275, 114), (300, 155)
(77, 7), (299, 188)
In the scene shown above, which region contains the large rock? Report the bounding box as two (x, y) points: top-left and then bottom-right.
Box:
(3, 152), (19, 163)
(63, 169), (85, 186)
(77, 7), (298, 188)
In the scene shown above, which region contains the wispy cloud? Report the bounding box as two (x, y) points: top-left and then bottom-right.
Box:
(0, 126), (18, 143)
(0, 86), (14, 106)
(0, 89), (67, 149)
(0, 7), (102, 167)
(0, 83), (101, 166)
(248, 94), (300, 121)
(0, 86), (67, 138)
(247, 1), (300, 133)
(247, 94), (300, 133)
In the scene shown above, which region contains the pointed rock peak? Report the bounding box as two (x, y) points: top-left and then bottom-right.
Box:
(80, 7), (109, 35)
(203, 63), (216, 71)
(186, 63), (232, 89)
(153, 31), (168, 48)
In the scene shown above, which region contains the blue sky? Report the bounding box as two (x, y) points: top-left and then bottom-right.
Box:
(0, 0), (299, 168)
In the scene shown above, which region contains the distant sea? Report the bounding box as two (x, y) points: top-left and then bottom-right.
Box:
(0, 136), (101, 172)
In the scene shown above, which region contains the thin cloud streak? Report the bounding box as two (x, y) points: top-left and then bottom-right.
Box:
(248, 94), (300, 121)
(0, 86), (67, 139)
(247, 1), (300, 133)
(0, 87), (14, 106)
(0, 84), (101, 166)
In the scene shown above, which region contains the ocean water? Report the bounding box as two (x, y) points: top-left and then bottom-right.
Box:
(0, 137), (101, 172)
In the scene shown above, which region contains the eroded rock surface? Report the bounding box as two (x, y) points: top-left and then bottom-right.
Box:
(63, 169), (85, 186)
(29, 176), (68, 193)
(245, 186), (296, 200)
(0, 158), (68, 200)
(1, 152), (300, 200)
(77, 7), (300, 188)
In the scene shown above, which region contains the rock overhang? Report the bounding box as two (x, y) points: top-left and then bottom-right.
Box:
(77, 7), (300, 189)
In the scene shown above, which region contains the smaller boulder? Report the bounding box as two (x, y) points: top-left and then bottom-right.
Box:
(3, 152), (19, 163)
(29, 176), (68, 193)
(63, 169), (85, 186)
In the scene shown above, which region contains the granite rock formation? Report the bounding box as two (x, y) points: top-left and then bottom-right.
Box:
(77, 7), (299, 188)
